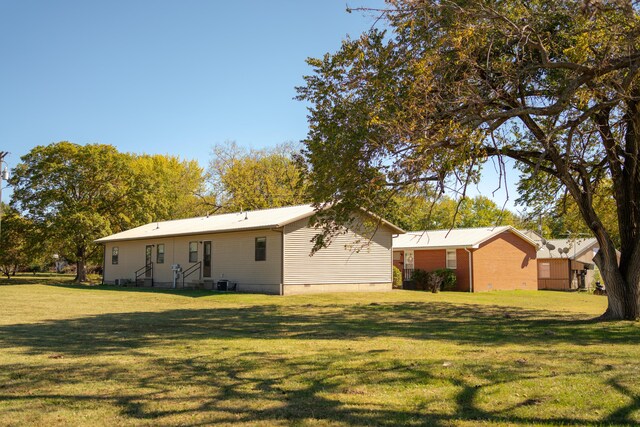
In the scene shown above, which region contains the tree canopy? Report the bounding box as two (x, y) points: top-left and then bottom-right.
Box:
(297, 0), (640, 319)
(0, 204), (31, 278)
(206, 141), (309, 212)
(10, 142), (206, 281)
(389, 194), (517, 231)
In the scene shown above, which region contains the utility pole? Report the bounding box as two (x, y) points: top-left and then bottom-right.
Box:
(0, 151), (8, 246)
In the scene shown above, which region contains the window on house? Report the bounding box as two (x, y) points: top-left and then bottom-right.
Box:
(189, 241), (198, 263)
(255, 237), (266, 261)
(446, 249), (457, 269)
(112, 247), (119, 265)
(393, 251), (402, 261)
(157, 244), (165, 264)
(539, 262), (551, 279)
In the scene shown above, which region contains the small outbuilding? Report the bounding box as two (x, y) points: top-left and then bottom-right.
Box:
(393, 226), (538, 292)
(535, 237), (599, 291)
(96, 204), (404, 295)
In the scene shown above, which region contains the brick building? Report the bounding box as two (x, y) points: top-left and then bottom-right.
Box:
(393, 226), (538, 292)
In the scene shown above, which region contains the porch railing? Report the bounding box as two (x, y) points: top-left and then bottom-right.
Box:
(135, 263), (153, 287)
(182, 261), (201, 288)
(403, 268), (414, 281)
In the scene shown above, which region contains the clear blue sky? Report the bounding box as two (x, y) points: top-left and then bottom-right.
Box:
(0, 0), (519, 210)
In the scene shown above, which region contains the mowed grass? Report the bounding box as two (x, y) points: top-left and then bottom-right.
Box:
(0, 282), (638, 426)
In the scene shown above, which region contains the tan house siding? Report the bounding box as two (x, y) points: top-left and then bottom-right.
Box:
(472, 232), (537, 291)
(537, 242), (599, 290)
(574, 243), (598, 288)
(282, 217), (393, 292)
(102, 229), (282, 292)
(537, 259), (570, 290)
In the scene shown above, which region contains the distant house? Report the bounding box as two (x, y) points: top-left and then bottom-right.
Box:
(534, 237), (599, 291)
(96, 204), (404, 295)
(393, 226), (538, 292)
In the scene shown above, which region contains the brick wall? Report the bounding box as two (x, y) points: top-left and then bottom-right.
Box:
(472, 232), (537, 291)
(412, 248), (471, 291)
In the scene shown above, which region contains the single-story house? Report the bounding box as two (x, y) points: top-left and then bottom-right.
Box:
(393, 226), (538, 292)
(534, 237), (599, 290)
(96, 204), (404, 295)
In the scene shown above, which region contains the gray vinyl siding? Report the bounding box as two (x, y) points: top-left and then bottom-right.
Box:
(283, 217), (393, 285)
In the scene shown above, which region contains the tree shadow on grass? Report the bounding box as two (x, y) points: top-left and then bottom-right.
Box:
(2, 352), (638, 426)
(1, 301), (639, 425)
(47, 283), (223, 298)
(0, 301), (637, 354)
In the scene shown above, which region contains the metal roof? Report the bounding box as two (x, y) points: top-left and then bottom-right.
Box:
(96, 204), (404, 243)
(393, 226), (537, 250)
(536, 238), (598, 260)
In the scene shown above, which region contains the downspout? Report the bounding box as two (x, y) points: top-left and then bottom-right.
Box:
(280, 227), (285, 296)
(101, 243), (106, 285)
(464, 248), (473, 292)
(271, 226), (285, 296)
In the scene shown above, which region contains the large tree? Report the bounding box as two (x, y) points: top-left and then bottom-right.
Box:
(297, 0), (640, 319)
(0, 204), (31, 278)
(10, 142), (206, 282)
(390, 193), (517, 231)
(10, 142), (134, 281)
(206, 141), (309, 212)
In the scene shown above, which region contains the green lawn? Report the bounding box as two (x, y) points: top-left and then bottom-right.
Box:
(0, 282), (638, 426)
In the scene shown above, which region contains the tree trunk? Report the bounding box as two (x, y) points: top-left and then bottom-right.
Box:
(594, 249), (640, 320)
(75, 247), (88, 282)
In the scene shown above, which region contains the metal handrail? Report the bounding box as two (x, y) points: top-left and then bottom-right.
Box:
(135, 263), (153, 287)
(182, 261), (201, 288)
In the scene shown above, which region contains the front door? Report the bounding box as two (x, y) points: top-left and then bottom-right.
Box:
(145, 245), (153, 278)
(203, 241), (212, 278)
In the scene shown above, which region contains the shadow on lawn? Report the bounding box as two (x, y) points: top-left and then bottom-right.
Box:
(48, 283), (220, 298)
(1, 353), (638, 426)
(0, 302), (637, 354)
(1, 302), (639, 425)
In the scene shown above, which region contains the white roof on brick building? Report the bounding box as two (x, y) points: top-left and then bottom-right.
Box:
(393, 226), (537, 250)
(536, 238), (599, 260)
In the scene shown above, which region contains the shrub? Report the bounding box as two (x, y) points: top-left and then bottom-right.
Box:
(433, 268), (457, 291)
(392, 266), (403, 289)
(411, 269), (430, 291)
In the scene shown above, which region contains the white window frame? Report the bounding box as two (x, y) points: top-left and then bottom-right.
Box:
(539, 262), (551, 279)
(446, 249), (457, 269)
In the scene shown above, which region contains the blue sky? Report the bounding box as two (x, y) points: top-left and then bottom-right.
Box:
(0, 0), (520, 211)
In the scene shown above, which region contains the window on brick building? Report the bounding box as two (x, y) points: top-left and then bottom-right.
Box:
(446, 249), (457, 269)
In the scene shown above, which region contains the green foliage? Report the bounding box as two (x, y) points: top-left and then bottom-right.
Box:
(207, 141), (309, 212)
(9, 142), (206, 281)
(129, 154), (205, 221)
(390, 193), (517, 231)
(0, 205), (31, 278)
(433, 268), (457, 291)
(410, 269), (430, 291)
(392, 265), (403, 289)
(297, 0), (640, 318)
(410, 268), (451, 292)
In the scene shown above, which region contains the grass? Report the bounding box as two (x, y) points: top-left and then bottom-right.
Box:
(0, 281), (638, 426)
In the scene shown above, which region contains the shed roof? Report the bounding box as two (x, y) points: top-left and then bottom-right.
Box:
(393, 226), (537, 250)
(536, 238), (598, 260)
(96, 204), (404, 243)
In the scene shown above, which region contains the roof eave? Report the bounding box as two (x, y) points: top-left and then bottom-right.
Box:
(94, 224), (280, 243)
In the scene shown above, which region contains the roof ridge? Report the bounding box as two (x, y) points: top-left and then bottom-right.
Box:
(406, 225), (510, 233)
(135, 204), (315, 225)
